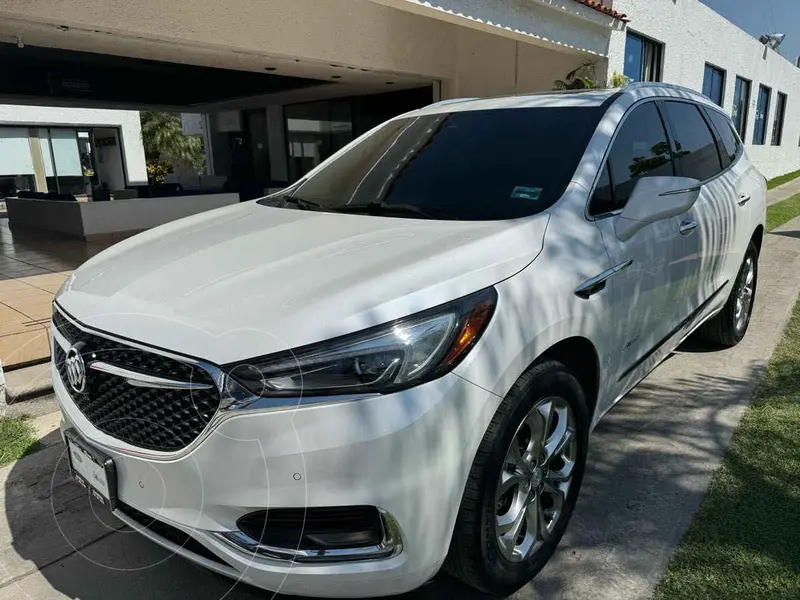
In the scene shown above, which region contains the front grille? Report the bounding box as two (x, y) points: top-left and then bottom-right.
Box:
(53, 309), (221, 452)
(118, 502), (230, 567)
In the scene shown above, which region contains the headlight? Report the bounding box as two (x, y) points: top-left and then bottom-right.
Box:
(226, 288), (496, 398)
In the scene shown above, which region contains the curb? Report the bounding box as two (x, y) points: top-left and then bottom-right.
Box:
(6, 384), (55, 405)
(2, 362), (54, 406)
(0, 361), (6, 416)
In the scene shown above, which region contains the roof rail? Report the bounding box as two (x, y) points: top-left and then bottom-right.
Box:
(624, 81), (708, 99)
(426, 97), (480, 108)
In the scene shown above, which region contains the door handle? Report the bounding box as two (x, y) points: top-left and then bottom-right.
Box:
(738, 193), (751, 206)
(679, 220), (698, 235)
(574, 260), (633, 299)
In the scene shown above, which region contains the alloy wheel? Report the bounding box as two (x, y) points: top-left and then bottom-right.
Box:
(495, 396), (577, 562)
(734, 255), (755, 333)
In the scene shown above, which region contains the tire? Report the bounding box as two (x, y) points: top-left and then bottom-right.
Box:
(695, 241), (758, 348)
(444, 359), (590, 596)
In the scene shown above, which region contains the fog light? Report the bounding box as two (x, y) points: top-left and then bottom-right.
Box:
(215, 506), (402, 563)
(238, 506), (383, 550)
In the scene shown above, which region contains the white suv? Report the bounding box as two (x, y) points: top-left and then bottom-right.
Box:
(53, 83), (765, 597)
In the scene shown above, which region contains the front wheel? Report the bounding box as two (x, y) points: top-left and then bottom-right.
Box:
(696, 241), (758, 347)
(445, 360), (589, 596)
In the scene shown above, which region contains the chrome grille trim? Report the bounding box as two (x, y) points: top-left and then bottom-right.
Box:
(52, 303), (226, 455)
(89, 361), (215, 390)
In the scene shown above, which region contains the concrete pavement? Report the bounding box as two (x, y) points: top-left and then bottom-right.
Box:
(1, 217), (800, 600)
(767, 175), (800, 206)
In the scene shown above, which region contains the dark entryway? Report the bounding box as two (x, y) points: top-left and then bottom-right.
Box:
(0, 42), (324, 107)
(285, 86), (434, 182)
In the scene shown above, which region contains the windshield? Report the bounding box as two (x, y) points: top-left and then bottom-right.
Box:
(260, 106), (606, 221)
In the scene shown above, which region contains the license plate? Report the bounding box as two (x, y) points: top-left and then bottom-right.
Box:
(65, 429), (118, 510)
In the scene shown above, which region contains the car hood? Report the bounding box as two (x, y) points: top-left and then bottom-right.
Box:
(57, 202), (549, 364)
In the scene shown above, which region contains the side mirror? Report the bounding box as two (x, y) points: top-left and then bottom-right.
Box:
(615, 176), (701, 242)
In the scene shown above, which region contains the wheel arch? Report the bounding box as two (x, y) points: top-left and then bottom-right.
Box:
(538, 336), (601, 421)
(751, 224), (764, 256)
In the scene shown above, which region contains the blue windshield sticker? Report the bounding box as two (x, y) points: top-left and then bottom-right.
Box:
(511, 186), (543, 201)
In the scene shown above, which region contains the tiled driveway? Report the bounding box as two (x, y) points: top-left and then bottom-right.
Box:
(0, 219), (112, 368)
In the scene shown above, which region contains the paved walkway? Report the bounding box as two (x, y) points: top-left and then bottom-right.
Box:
(767, 175), (800, 206)
(0, 216), (799, 599)
(0, 220), (111, 368)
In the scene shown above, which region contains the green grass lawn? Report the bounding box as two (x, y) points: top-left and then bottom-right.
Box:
(653, 298), (800, 600)
(767, 169), (800, 190)
(0, 416), (39, 467)
(766, 192), (800, 232)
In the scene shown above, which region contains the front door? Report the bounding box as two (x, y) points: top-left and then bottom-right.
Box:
(587, 100), (692, 399)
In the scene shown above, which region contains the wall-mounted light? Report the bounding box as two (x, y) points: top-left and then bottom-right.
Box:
(759, 33), (786, 50)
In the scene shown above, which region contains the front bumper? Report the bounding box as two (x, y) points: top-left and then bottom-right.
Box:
(55, 360), (499, 597)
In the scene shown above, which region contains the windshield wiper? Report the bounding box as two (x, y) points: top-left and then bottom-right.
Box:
(333, 202), (444, 220)
(282, 195), (326, 211)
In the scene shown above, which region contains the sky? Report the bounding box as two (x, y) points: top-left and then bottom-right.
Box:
(700, 0), (800, 64)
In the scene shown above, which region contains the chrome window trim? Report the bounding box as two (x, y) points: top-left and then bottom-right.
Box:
(584, 96), (743, 222)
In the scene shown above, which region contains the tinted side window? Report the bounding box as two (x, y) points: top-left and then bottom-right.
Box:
(662, 101), (723, 180)
(591, 163), (615, 216)
(590, 102), (673, 215)
(705, 108), (741, 167)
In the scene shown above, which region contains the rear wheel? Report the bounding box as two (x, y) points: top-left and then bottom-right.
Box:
(696, 241), (758, 347)
(445, 360), (589, 596)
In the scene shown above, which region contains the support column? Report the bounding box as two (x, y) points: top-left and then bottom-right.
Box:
(27, 129), (48, 192)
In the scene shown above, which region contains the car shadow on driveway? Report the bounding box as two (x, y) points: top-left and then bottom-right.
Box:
(1, 353), (762, 600)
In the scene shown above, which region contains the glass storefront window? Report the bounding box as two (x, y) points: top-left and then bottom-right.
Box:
(0, 127), (36, 197)
(1, 126), (120, 198)
(285, 100), (353, 182)
(50, 128), (87, 195)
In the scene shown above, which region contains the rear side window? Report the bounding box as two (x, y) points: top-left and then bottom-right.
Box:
(705, 108), (741, 167)
(662, 101), (723, 181)
(589, 102), (673, 215)
(275, 106), (606, 221)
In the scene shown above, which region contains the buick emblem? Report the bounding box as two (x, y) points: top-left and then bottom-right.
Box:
(65, 344), (87, 393)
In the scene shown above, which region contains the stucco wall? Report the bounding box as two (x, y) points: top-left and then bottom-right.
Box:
(609, 0), (800, 179)
(0, 105), (148, 185)
(368, 0), (617, 57)
(445, 27), (600, 98)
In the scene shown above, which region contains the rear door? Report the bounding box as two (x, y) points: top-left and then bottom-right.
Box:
(588, 100), (686, 393)
(703, 107), (758, 287)
(660, 101), (734, 319)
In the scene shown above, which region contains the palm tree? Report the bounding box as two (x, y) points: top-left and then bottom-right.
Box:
(553, 61), (599, 90)
(140, 111), (205, 181)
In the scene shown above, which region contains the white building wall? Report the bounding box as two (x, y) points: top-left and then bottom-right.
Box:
(609, 0), (800, 179)
(0, 105), (148, 185)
